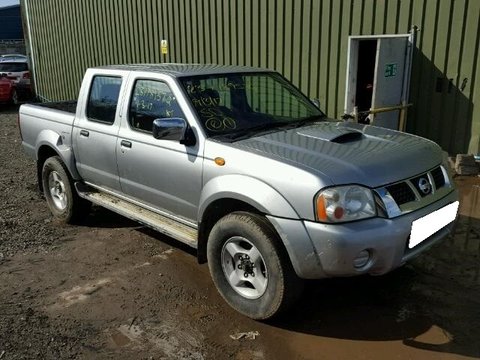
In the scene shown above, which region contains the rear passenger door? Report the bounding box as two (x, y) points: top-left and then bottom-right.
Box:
(116, 75), (203, 222)
(73, 72), (127, 191)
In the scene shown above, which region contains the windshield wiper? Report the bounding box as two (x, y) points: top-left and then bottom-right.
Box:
(214, 123), (283, 142)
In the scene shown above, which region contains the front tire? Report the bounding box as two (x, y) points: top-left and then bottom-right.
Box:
(207, 212), (303, 320)
(41, 156), (90, 223)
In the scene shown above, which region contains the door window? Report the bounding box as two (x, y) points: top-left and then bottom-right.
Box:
(129, 79), (185, 133)
(86, 76), (122, 124)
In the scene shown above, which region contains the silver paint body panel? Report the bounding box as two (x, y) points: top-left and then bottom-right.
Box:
(19, 64), (458, 279)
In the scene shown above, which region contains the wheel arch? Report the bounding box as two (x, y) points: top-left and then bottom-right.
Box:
(197, 175), (300, 264)
(197, 198), (260, 263)
(36, 145), (79, 193)
(37, 145), (59, 192)
(35, 129), (80, 192)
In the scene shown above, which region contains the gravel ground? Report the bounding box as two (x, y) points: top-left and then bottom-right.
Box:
(0, 104), (479, 359)
(0, 107), (67, 258)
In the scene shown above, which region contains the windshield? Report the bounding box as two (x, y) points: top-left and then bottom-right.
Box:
(180, 72), (324, 140)
(0, 63), (28, 72)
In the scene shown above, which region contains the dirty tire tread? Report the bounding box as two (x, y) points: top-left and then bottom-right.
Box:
(41, 156), (90, 224)
(207, 211), (304, 320)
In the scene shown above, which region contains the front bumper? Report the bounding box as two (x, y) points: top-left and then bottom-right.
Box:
(267, 189), (459, 279)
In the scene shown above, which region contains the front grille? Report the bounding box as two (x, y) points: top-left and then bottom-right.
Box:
(383, 166), (447, 208)
(385, 182), (416, 205)
(431, 166), (445, 189)
(411, 174), (432, 197)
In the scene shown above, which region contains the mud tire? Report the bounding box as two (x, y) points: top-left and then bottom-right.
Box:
(41, 156), (90, 223)
(207, 212), (303, 320)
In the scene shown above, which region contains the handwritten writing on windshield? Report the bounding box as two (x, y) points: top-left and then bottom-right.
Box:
(200, 107), (237, 132)
(193, 95), (220, 107)
(186, 81), (254, 94)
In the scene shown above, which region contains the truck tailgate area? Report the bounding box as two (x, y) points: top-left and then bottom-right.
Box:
(34, 100), (77, 114)
(19, 102), (77, 160)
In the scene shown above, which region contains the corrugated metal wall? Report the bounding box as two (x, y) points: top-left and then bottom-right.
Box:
(22, 0), (480, 154)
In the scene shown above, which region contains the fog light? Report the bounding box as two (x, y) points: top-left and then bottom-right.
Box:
(353, 250), (370, 269)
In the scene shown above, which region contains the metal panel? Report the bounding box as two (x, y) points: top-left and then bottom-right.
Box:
(21, 0), (480, 154)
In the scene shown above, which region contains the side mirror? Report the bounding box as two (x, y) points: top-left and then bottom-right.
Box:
(152, 118), (196, 146)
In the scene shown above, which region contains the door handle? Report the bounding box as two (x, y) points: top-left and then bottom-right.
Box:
(120, 140), (132, 148)
(80, 130), (89, 137)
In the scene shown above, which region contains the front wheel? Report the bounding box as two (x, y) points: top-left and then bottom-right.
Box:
(41, 156), (90, 223)
(207, 212), (303, 320)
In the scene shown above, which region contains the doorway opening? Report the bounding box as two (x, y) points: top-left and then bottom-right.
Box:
(344, 33), (415, 130)
(355, 40), (377, 124)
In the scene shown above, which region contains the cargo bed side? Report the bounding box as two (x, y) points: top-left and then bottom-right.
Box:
(19, 102), (79, 179)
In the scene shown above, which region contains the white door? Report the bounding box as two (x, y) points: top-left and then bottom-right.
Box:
(371, 36), (411, 129)
(344, 34), (414, 130)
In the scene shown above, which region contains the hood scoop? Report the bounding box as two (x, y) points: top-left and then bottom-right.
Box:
(297, 126), (364, 143)
(330, 131), (364, 143)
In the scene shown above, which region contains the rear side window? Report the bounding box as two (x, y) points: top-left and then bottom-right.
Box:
(0, 62), (28, 72)
(86, 76), (122, 124)
(129, 79), (185, 133)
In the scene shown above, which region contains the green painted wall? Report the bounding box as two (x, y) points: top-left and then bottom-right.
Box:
(22, 0), (480, 154)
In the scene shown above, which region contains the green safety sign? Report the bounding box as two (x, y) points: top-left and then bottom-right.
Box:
(385, 63), (397, 77)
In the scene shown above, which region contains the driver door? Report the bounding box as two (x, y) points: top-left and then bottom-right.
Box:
(116, 75), (203, 222)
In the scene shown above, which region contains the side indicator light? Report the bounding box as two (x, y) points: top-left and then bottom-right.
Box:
(214, 157), (225, 166)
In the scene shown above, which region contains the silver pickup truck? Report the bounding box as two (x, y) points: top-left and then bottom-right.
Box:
(19, 64), (459, 319)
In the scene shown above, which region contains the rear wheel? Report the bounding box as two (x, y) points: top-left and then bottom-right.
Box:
(207, 212), (303, 320)
(41, 156), (90, 223)
(11, 89), (18, 105)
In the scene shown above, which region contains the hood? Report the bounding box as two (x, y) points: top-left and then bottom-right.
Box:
(229, 121), (443, 188)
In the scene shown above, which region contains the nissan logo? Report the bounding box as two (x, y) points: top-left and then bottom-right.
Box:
(418, 177), (432, 195)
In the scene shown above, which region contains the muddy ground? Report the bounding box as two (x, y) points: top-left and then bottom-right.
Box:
(0, 104), (479, 359)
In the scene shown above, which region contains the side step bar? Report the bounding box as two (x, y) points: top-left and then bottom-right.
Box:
(75, 184), (198, 248)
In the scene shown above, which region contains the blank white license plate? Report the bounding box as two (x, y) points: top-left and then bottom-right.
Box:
(409, 201), (459, 249)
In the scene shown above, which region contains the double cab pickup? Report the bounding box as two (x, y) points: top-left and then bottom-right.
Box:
(19, 64), (459, 319)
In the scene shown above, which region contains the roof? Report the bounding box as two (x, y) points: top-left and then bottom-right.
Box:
(0, 54), (28, 62)
(0, 4), (20, 11)
(94, 63), (274, 77)
(0, 56), (27, 63)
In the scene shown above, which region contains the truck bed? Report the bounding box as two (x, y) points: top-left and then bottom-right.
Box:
(35, 100), (77, 114)
(19, 101), (77, 160)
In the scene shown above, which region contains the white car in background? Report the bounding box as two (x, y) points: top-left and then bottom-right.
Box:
(0, 54), (27, 61)
(0, 57), (30, 85)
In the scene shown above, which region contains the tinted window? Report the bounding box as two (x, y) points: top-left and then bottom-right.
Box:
(86, 76), (122, 124)
(129, 80), (185, 133)
(0, 62), (28, 72)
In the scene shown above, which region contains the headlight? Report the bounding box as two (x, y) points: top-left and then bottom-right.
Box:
(315, 185), (376, 223)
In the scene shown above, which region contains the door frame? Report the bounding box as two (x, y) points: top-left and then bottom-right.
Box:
(344, 32), (415, 127)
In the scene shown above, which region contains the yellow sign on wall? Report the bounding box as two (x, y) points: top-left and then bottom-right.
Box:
(161, 40), (168, 55)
